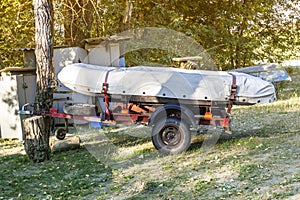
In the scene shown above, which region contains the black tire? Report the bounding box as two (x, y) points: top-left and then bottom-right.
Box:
(151, 117), (191, 154)
(55, 128), (67, 140)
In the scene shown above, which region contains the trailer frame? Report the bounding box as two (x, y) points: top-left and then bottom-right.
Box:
(19, 72), (237, 154)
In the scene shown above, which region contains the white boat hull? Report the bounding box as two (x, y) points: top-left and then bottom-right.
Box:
(58, 63), (276, 105)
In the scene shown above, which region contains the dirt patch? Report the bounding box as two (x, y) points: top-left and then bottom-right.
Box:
(0, 142), (25, 156)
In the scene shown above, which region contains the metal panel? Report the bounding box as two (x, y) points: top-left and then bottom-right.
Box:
(86, 43), (120, 67)
(52, 47), (92, 126)
(110, 43), (120, 67)
(53, 47), (88, 87)
(0, 74), (36, 140)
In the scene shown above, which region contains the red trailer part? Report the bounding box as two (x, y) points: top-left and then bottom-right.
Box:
(19, 73), (236, 154)
(95, 73), (237, 154)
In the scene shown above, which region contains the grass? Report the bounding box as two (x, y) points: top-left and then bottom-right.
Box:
(1, 68), (300, 199)
(0, 148), (112, 199)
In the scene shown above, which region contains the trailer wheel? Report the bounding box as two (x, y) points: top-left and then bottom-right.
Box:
(55, 128), (67, 140)
(152, 118), (191, 154)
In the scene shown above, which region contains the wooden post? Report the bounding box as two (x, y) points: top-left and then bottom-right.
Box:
(23, 116), (50, 162)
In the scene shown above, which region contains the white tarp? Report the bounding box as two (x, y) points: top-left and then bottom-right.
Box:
(58, 63), (276, 105)
(230, 63), (291, 82)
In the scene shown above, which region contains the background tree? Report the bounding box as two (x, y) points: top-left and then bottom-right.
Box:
(0, 0), (34, 68)
(61, 0), (94, 46)
(154, 0), (300, 69)
(1, 0), (300, 70)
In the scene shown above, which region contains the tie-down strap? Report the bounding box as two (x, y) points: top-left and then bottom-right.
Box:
(103, 69), (115, 120)
(228, 73), (237, 108)
(223, 73), (237, 128)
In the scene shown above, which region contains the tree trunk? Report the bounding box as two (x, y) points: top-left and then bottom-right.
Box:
(50, 136), (81, 154)
(24, 0), (54, 162)
(119, 0), (133, 57)
(63, 0), (94, 47)
(34, 0), (54, 108)
(23, 116), (50, 162)
(119, 0), (133, 33)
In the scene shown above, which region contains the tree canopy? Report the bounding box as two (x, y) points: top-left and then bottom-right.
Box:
(1, 0), (300, 69)
(0, 0), (35, 67)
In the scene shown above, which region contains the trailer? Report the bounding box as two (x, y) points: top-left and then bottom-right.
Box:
(20, 96), (236, 154)
(46, 62), (277, 154)
(100, 97), (234, 154)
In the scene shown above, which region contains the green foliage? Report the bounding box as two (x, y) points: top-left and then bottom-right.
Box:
(0, 0), (35, 68)
(165, 0), (300, 69)
(1, 0), (300, 69)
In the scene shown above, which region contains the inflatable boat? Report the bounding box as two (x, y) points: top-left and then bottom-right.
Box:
(58, 63), (276, 105)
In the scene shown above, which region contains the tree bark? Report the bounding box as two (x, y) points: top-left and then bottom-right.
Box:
(119, 0), (133, 57)
(23, 116), (50, 162)
(34, 0), (54, 109)
(24, 0), (54, 162)
(119, 0), (133, 33)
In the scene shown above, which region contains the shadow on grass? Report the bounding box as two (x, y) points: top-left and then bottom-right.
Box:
(1, 117), (298, 200)
(188, 127), (287, 153)
(0, 148), (113, 199)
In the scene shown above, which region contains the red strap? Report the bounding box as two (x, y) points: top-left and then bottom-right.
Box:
(227, 73), (236, 113)
(103, 69), (114, 120)
(224, 73), (237, 128)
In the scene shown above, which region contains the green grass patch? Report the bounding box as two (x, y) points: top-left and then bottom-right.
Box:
(238, 164), (261, 182)
(0, 148), (112, 199)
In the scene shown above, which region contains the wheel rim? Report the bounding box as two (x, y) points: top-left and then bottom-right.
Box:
(160, 125), (181, 146)
(57, 131), (64, 137)
(55, 128), (66, 139)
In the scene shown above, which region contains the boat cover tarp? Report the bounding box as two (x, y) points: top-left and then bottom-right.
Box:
(230, 63), (291, 82)
(58, 63), (276, 105)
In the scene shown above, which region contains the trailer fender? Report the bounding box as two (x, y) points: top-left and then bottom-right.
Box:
(148, 104), (196, 129)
